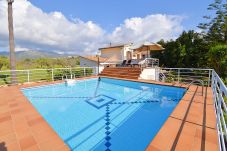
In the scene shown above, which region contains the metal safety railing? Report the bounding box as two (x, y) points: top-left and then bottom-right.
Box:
(159, 68), (212, 86)
(212, 70), (227, 151)
(139, 58), (159, 68)
(0, 67), (98, 85)
(158, 68), (227, 150)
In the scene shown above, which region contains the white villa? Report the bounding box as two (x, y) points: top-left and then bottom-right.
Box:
(79, 42), (164, 81)
(79, 42), (164, 67)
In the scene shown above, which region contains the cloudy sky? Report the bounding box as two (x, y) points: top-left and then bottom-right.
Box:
(0, 0), (213, 55)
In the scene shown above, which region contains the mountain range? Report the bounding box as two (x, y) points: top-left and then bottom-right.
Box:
(0, 50), (76, 60)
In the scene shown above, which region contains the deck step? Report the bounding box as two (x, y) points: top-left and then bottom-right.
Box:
(100, 67), (142, 79)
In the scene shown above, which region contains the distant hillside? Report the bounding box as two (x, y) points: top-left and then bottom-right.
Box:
(0, 50), (74, 60)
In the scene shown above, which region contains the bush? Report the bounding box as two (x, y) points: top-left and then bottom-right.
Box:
(208, 44), (227, 77)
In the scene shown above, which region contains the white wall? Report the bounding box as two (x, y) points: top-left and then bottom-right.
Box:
(123, 45), (134, 60)
(97, 66), (104, 74)
(100, 47), (123, 61)
(79, 57), (104, 74)
(100, 44), (135, 61)
(80, 57), (97, 67)
(139, 67), (159, 81)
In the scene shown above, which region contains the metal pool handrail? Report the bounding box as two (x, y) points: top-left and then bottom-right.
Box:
(187, 79), (204, 96)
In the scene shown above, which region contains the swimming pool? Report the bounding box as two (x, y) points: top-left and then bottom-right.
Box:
(22, 77), (186, 151)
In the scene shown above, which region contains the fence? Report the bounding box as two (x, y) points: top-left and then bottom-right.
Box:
(0, 67), (97, 85)
(158, 68), (227, 150)
(159, 68), (212, 86)
(139, 58), (159, 68)
(212, 70), (227, 151)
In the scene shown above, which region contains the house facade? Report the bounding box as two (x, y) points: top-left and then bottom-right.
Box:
(79, 42), (164, 67)
(99, 43), (134, 63)
(98, 42), (164, 64)
(79, 42), (164, 80)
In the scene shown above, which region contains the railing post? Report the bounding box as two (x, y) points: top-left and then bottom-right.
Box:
(211, 70), (214, 88)
(51, 69), (54, 81)
(70, 68), (72, 79)
(27, 70), (30, 83)
(155, 67), (159, 81)
(208, 70), (211, 87)
(177, 69), (180, 83)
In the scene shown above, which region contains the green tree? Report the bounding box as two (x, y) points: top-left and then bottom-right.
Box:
(176, 31), (209, 67)
(208, 44), (227, 77)
(35, 58), (51, 68)
(198, 0), (227, 44)
(0, 56), (9, 70)
(154, 30), (209, 68)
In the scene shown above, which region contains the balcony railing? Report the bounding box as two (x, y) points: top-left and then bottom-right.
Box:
(138, 58), (159, 68)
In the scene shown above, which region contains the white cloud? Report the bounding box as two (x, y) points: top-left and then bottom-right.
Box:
(108, 14), (184, 44)
(0, 0), (105, 54)
(0, 0), (184, 55)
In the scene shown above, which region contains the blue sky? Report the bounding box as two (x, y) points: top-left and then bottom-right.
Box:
(0, 0), (214, 54)
(30, 0), (213, 32)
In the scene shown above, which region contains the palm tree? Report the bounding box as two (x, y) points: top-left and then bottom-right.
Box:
(7, 0), (17, 84)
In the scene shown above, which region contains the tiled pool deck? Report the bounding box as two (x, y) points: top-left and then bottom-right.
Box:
(0, 76), (218, 151)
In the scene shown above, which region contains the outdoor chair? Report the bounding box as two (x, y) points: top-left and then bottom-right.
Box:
(117, 60), (127, 67)
(130, 60), (140, 67)
(126, 60), (132, 67)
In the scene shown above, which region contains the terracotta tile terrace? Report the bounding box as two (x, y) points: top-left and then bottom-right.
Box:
(0, 76), (218, 151)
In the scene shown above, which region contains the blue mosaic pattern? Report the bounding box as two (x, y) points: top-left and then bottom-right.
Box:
(30, 96), (92, 99)
(105, 104), (111, 151)
(86, 95), (116, 109)
(103, 98), (162, 151)
(111, 100), (159, 104)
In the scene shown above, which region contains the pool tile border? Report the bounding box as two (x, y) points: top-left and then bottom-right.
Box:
(0, 75), (218, 151)
(0, 76), (97, 151)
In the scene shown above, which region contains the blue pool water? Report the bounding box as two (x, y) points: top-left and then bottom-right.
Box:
(22, 78), (186, 151)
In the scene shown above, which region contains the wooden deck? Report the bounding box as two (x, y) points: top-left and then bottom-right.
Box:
(0, 76), (219, 151)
